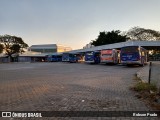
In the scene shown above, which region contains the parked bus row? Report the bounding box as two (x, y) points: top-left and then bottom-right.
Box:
(47, 46), (148, 66)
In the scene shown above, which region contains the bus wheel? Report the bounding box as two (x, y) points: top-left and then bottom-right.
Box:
(127, 64), (132, 67)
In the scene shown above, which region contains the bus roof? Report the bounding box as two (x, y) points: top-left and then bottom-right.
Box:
(121, 46), (147, 49)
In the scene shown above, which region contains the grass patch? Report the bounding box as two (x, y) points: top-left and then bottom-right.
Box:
(131, 75), (160, 110)
(134, 82), (157, 92)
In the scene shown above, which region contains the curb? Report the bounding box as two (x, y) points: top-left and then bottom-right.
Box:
(136, 63), (149, 83)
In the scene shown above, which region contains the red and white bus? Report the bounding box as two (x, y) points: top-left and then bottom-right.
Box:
(100, 49), (120, 64)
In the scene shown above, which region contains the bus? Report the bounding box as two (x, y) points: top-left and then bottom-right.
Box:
(74, 53), (85, 63)
(47, 54), (62, 62)
(69, 54), (78, 63)
(120, 46), (148, 66)
(100, 49), (120, 64)
(85, 51), (100, 64)
(62, 53), (78, 63)
(62, 53), (70, 62)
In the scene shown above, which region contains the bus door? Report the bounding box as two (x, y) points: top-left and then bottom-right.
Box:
(94, 52), (100, 64)
(113, 50), (119, 64)
(117, 50), (121, 64)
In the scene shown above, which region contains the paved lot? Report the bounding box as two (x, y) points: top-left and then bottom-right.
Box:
(0, 62), (158, 120)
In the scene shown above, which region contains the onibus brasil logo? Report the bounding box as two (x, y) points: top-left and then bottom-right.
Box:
(2, 112), (42, 118)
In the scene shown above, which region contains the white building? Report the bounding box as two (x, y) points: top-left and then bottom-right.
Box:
(28, 44), (72, 53)
(17, 44), (72, 62)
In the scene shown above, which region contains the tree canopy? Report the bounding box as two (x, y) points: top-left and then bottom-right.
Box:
(91, 30), (129, 46)
(0, 44), (3, 53)
(0, 35), (28, 60)
(126, 27), (160, 41)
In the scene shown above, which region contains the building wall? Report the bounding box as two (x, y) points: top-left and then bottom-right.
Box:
(30, 48), (57, 53)
(18, 56), (31, 62)
(29, 44), (72, 53)
(0, 57), (9, 63)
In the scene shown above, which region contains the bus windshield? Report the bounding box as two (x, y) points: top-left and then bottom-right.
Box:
(86, 52), (94, 56)
(69, 54), (76, 57)
(121, 46), (139, 53)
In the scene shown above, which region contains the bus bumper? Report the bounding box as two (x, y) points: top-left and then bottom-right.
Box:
(121, 61), (141, 65)
(101, 60), (114, 63)
(85, 61), (95, 63)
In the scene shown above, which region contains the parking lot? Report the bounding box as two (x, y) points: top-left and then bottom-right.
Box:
(0, 62), (157, 120)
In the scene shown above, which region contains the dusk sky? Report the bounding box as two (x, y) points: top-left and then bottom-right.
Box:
(0, 0), (160, 49)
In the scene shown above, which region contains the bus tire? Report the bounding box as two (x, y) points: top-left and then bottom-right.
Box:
(127, 64), (132, 67)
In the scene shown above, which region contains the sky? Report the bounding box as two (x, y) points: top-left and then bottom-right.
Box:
(0, 0), (160, 50)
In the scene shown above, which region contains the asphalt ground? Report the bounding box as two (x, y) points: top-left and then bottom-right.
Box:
(0, 62), (158, 120)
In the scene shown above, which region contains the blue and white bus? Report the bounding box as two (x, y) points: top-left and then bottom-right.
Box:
(69, 54), (78, 63)
(121, 46), (148, 66)
(62, 53), (70, 62)
(47, 54), (62, 62)
(62, 53), (78, 63)
(85, 51), (100, 64)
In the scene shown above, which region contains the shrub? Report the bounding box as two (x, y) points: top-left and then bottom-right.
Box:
(134, 82), (157, 92)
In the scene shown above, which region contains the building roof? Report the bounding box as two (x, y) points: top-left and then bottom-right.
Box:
(15, 41), (160, 57)
(0, 53), (8, 57)
(19, 51), (48, 57)
(29, 44), (57, 49)
(68, 41), (160, 53)
(29, 44), (72, 50)
(48, 52), (63, 56)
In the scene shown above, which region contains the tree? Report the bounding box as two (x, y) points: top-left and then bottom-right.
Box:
(0, 34), (28, 61)
(126, 26), (160, 41)
(91, 30), (129, 46)
(0, 44), (3, 53)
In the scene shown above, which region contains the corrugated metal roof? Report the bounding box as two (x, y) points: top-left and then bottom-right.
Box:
(29, 44), (72, 50)
(29, 44), (57, 49)
(19, 41), (160, 57)
(69, 41), (160, 53)
(19, 51), (48, 57)
(19, 53), (48, 57)
(0, 53), (8, 57)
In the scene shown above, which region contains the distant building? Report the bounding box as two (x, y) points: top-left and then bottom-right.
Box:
(28, 44), (72, 53)
(16, 44), (72, 62)
(0, 53), (9, 63)
(18, 51), (48, 62)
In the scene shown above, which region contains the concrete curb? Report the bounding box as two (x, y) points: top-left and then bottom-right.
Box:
(136, 63), (149, 83)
